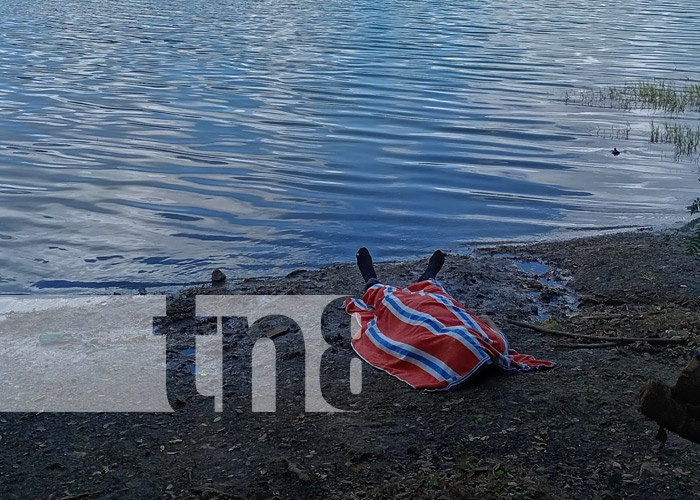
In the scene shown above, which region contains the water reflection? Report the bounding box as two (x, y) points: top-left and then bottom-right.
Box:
(0, 0), (699, 292)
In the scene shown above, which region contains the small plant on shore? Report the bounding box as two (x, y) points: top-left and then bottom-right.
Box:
(686, 196), (700, 255)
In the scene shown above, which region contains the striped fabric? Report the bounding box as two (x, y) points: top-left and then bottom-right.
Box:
(345, 280), (555, 390)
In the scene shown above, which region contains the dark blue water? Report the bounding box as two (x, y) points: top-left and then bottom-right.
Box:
(1, 0), (699, 293)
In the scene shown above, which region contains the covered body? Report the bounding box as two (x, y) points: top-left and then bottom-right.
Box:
(345, 280), (554, 390)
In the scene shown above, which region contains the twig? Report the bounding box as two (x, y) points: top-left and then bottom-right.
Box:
(191, 486), (245, 499)
(551, 341), (624, 349)
(57, 494), (97, 500)
(57, 492), (103, 500)
(267, 325), (290, 339)
(574, 313), (626, 320)
(507, 319), (685, 345)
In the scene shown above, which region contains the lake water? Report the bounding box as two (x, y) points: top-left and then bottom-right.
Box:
(1, 0), (699, 293)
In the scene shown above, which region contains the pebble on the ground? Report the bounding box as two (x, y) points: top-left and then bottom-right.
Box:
(211, 268), (227, 283)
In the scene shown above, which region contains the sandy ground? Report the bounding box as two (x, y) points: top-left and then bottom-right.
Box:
(1, 230), (700, 499)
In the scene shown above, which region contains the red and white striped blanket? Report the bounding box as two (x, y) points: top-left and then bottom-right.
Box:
(345, 280), (555, 390)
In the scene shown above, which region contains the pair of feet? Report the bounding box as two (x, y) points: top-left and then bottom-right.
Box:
(356, 247), (445, 285)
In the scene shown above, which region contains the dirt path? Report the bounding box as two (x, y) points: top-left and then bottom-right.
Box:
(1, 231), (699, 499)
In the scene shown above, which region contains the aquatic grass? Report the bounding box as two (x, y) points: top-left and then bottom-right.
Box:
(595, 122), (631, 140)
(650, 120), (700, 159)
(565, 79), (700, 254)
(565, 81), (700, 113)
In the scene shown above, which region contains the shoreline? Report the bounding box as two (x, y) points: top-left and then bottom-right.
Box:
(2, 223), (681, 296)
(161, 224), (677, 301)
(164, 226), (687, 309)
(2, 229), (700, 499)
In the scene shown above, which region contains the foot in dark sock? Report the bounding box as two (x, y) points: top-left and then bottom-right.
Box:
(418, 250), (446, 281)
(356, 247), (378, 283)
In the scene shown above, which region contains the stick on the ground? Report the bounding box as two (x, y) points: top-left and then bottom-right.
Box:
(191, 486), (245, 499)
(551, 341), (625, 349)
(266, 325), (290, 339)
(507, 319), (686, 345)
(57, 493), (100, 500)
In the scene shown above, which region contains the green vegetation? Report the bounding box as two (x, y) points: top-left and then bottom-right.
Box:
(650, 120), (700, 159)
(595, 122), (631, 140)
(565, 80), (700, 113)
(565, 80), (700, 159)
(564, 80), (700, 254)
(684, 196), (700, 255)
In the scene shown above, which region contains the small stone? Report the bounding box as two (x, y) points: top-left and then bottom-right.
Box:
(211, 268), (226, 283)
(287, 461), (312, 484)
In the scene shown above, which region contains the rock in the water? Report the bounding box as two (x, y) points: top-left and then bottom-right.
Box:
(211, 268), (227, 283)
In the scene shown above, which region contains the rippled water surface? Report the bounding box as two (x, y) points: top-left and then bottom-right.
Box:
(1, 0), (700, 292)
